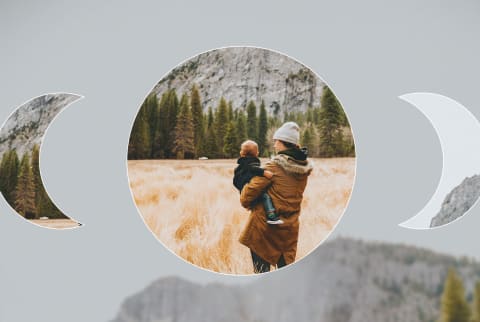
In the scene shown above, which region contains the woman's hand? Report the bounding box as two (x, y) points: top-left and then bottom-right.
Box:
(240, 174), (272, 209)
(264, 170), (274, 179)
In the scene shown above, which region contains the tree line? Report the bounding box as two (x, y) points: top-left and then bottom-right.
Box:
(438, 268), (480, 322)
(0, 145), (66, 219)
(128, 85), (355, 160)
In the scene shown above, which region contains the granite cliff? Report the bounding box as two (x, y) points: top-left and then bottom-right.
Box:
(151, 47), (326, 118)
(0, 93), (80, 158)
(430, 174), (480, 227)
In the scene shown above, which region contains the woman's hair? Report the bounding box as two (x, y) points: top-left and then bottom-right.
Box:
(279, 140), (299, 149)
(240, 140), (259, 157)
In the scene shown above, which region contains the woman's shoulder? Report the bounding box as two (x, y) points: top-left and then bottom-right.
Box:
(271, 154), (313, 176)
(264, 159), (280, 170)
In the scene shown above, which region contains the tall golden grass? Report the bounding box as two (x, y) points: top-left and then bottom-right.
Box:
(128, 158), (355, 274)
(29, 219), (79, 229)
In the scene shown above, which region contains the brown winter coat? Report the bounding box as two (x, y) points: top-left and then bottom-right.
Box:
(239, 152), (313, 266)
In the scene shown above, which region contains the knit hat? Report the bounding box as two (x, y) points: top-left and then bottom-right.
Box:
(273, 121), (300, 145)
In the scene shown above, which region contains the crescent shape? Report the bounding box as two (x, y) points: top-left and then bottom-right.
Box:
(0, 93), (83, 229)
(398, 92), (480, 229)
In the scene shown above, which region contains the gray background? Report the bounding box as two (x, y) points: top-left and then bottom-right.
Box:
(0, 1), (479, 321)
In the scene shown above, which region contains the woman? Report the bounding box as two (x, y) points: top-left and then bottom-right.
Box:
(239, 121), (313, 273)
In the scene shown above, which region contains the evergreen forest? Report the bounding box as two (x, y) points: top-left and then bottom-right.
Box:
(0, 144), (66, 219)
(128, 85), (355, 160)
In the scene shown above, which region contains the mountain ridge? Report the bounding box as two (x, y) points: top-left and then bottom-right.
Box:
(0, 93), (79, 158)
(430, 174), (480, 227)
(111, 237), (480, 322)
(151, 47), (326, 118)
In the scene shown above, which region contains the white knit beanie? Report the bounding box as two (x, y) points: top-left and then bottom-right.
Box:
(273, 121), (300, 145)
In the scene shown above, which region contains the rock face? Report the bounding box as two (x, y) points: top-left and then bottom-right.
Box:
(430, 174), (480, 227)
(0, 93), (80, 158)
(151, 47), (326, 117)
(110, 238), (480, 322)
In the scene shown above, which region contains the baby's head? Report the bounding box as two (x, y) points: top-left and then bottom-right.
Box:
(240, 140), (259, 157)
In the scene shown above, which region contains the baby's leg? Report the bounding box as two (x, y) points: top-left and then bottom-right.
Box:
(262, 193), (276, 217)
(262, 193), (284, 224)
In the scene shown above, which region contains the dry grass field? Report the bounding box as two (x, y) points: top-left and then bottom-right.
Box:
(128, 158), (355, 274)
(30, 219), (79, 229)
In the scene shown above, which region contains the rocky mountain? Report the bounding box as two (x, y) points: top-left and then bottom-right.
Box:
(430, 174), (480, 227)
(0, 93), (80, 158)
(110, 237), (480, 322)
(151, 47), (326, 117)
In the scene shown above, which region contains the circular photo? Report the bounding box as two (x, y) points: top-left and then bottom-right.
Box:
(127, 47), (356, 275)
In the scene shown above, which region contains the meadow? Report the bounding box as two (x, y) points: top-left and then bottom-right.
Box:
(128, 158), (355, 275)
(30, 219), (79, 229)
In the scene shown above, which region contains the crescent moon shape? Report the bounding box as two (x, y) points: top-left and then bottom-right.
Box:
(0, 93), (83, 229)
(398, 92), (480, 229)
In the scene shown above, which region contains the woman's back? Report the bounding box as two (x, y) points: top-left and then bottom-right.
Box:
(265, 154), (312, 217)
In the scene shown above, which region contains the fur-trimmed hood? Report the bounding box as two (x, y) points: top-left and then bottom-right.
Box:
(272, 153), (313, 177)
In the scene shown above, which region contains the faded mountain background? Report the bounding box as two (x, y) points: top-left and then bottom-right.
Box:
(430, 175), (480, 228)
(111, 237), (480, 322)
(152, 47), (325, 118)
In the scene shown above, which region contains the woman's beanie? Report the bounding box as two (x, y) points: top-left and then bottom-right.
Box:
(273, 121), (300, 145)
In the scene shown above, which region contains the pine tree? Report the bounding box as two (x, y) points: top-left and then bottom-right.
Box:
(294, 111), (306, 127)
(204, 125), (218, 159)
(166, 89), (180, 158)
(223, 121), (238, 158)
(269, 114), (281, 129)
(14, 153), (36, 219)
(173, 93), (195, 159)
(313, 107), (321, 125)
(338, 99), (349, 127)
(233, 108), (239, 122)
(201, 106), (216, 157)
(30, 145), (65, 218)
(215, 97), (229, 157)
(246, 100), (257, 141)
(318, 86), (345, 157)
(128, 102), (150, 159)
(258, 100), (268, 157)
(148, 89), (179, 158)
(306, 106), (314, 124)
(207, 106), (214, 129)
(342, 127), (356, 158)
(301, 126), (314, 154)
(31, 145), (43, 217)
(0, 150), (19, 206)
(0, 152), (10, 202)
(154, 92), (170, 158)
(0, 153), (6, 195)
(439, 268), (471, 322)
(143, 93), (159, 158)
(227, 101), (234, 122)
(190, 85), (204, 157)
(236, 109), (247, 147)
(472, 282), (480, 322)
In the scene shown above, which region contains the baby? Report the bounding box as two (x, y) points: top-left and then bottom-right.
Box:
(233, 140), (283, 225)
